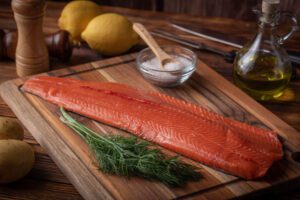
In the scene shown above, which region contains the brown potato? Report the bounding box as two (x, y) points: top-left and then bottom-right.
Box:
(0, 117), (24, 140)
(0, 140), (35, 184)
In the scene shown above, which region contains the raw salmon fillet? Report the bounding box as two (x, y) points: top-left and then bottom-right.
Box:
(23, 76), (283, 179)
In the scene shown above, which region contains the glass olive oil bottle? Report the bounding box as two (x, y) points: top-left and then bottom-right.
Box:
(233, 0), (298, 101)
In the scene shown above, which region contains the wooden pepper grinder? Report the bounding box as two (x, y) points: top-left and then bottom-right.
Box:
(12, 0), (49, 77)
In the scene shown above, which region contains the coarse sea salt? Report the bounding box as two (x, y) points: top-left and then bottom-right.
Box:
(141, 55), (192, 83)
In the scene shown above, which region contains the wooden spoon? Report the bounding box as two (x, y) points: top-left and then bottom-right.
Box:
(133, 23), (178, 69)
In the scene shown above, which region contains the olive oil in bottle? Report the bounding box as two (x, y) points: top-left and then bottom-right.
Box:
(233, 0), (298, 101)
(234, 53), (292, 101)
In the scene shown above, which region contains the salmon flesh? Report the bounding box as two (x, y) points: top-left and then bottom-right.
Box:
(23, 76), (283, 179)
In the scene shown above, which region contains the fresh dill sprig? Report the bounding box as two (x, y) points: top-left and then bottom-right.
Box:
(60, 107), (201, 186)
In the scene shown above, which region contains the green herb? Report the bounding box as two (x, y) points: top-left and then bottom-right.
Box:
(60, 107), (201, 186)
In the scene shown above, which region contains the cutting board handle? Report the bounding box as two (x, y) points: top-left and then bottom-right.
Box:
(12, 0), (49, 77)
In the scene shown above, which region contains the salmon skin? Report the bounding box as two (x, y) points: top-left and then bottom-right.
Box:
(23, 76), (283, 179)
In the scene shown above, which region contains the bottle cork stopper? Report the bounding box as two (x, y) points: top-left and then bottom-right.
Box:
(261, 0), (280, 23)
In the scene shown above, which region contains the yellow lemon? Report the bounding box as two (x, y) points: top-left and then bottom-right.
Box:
(58, 0), (102, 43)
(81, 13), (139, 56)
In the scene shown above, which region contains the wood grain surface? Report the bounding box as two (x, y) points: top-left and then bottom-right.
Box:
(1, 54), (300, 200)
(47, 0), (300, 20)
(0, 1), (299, 200)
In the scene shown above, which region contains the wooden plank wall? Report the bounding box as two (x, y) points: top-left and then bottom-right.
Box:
(163, 0), (300, 20)
(2, 0), (300, 20)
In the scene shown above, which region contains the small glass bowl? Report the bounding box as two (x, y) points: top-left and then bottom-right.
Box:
(136, 46), (197, 87)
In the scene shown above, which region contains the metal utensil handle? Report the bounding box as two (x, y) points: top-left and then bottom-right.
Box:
(278, 12), (299, 44)
(151, 29), (229, 57)
(150, 30), (201, 49)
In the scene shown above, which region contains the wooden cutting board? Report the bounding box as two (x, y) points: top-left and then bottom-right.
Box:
(0, 53), (300, 200)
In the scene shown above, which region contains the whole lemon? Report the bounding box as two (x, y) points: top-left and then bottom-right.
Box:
(81, 13), (139, 56)
(58, 0), (102, 43)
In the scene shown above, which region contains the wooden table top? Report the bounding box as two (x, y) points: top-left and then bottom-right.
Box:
(0, 2), (299, 199)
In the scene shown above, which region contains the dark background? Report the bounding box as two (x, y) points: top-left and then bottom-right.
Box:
(97, 0), (300, 21)
(2, 0), (300, 21)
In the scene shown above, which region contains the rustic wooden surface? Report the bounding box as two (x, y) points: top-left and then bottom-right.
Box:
(163, 0), (300, 20)
(0, 1), (299, 199)
(1, 53), (300, 200)
(53, 0), (300, 20)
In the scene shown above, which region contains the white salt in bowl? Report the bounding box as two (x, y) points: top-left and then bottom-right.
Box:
(136, 46), (197, 87)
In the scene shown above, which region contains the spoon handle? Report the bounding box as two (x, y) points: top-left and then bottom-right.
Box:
(133, 23), (171, 62)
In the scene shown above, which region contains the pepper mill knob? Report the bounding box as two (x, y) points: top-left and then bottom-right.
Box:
(45, 30), (73, 62)
(0, 30), (5, 60)
(12, 0), (49, 77)
(0, 29), (17, 60)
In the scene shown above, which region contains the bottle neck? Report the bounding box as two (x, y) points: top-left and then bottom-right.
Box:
(257, 20), (277, 41)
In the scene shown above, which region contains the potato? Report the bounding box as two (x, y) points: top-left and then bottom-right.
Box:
(0, 140), (35, 184)
(0, 117), (24, 140)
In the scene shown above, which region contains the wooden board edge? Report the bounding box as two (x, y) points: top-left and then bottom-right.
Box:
(197, 61), (300, 152)
(51, 53), (137, 78)
(0, 56), (299, 199)
(0, 80), (115, 200)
